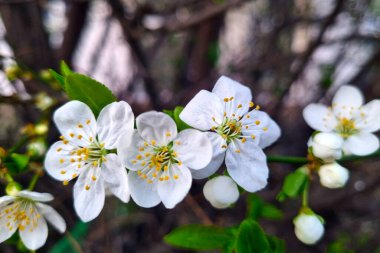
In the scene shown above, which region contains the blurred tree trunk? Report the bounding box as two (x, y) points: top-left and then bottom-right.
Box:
(0, 1), (56, 94)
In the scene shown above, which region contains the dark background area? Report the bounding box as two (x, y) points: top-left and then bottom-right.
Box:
(0, 0), (379, 252)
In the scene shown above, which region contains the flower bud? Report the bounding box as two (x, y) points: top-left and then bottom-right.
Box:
(318, 162), (349, 188)
(311, 133), (343, 162)
(27, 139), (47, 157)
(6, 181), (22, 196)
(203, 176), (239, 209)
(294, 213), (324, 245)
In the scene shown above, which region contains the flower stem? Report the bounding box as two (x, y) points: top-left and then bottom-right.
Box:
(302, 180), (309, 208)
(267, 155), (308, 164)
(7, 135), (30, 154)
(28, 173), (39, 190)
(338, 149), (380, 162)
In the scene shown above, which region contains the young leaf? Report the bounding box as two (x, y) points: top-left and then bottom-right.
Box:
(277, 168), (308, 201)
(173, 106), (191, 131)
(247, 194), (283, 221)
(236, 219), (270, 253)
(4, 153), (30, 173)
(164, 224), (235, 251)
(261, 204), (284, 220)
(65, 73), (116, 116)
(49, 69), (65, 89)
(60, 61), (73, 76)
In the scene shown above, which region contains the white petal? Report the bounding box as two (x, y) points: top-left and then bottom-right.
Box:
(190, 132), (226, 179)
(173, 129), (212, 170)
(225, 140), (268, 192)
(356, 100), (380, 133)
(136, 111), (177, 146)
(73, 165), (105, 222)
(53, 101), (97, 147)
(157, 164), (192, 209)
(117, 130), (146, 171)
(0, 205), (17, 243)
(212, 76), (252, 116)
(128, 172), (161, 208)
(97, 101), (134, 149)
(332, 85), (364, 119)
(17, 191), (53, 202)
(179, 90), (224, 131)
(0, 196), (16, 207)
(259, 118), (281, 148)
(101, 154), (130, 203)
(240, 110), (280, 147)
(20, 214), (48, 250)
(303, 104), (336, 132)
(36, 203), (66, 233)
(343, 132), (379, 156)
(44, 141), (81, 181)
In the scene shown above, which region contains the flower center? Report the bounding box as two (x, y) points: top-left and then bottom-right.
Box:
(0, 198), (41, 232)
(336, 117), (358, 138)
(132, 140), (182, 183)
(216, 118), (243, 144)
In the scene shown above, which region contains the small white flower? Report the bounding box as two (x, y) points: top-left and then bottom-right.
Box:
(203, 175), (239, 209)
(318, 162), (349, 189)
(44, 101), (133, 222)
(294, 213), (324, 245)
(0, 190), (66, 250)
(117, 111), (212, 209)
(310, 132), (343, 162)
(179, 76), (281, 192)
(303, 85), (380, 156)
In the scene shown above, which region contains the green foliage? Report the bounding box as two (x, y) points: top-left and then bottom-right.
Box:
(49, 222), (89, 253)
(164, 106), (191, 131)
(235, 219), (270, 253)
(49, 69), (65, 89)
(277, 167), (308, 201)
(247, 194), (283, 221)
(65, 73), (116, 117)
(267, 236), (286, 253)
(60, 60), (73, 76)
(4, 153), (30, 173)
(164, 224), (236, 251)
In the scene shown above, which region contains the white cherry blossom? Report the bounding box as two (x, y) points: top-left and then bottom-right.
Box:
(318, 162), (349, 189)
(0, 191), (66, 250)
(117, 111), (212, 209)
(303, 85), (380, 156)
(44, 100), (132, 222)
(310, 132), (343, 162)
(294, 213), (324, 245)
(179, 76), (281, 192)
(203, 175), (239, 209)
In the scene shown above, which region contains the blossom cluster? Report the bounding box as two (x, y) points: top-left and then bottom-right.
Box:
(0, 76), (280, 250)
(293, 85), (380, 245)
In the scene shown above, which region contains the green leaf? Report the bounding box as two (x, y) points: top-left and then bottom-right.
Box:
(267, 236), (286, 253)
(4, 153), (29, 173)
(163, 109), (174, 118)
(164, 224), (235, 251)
(49, 69), (65, 89)
(247, 195), (283, 221)
(65, 73), (116, 116)
(60, 60), (73, 76)
(49, 222), (88, 253)
(277, 168), (308, 201)
(236, 219), (270, 253)
(173, 106), (191, 131)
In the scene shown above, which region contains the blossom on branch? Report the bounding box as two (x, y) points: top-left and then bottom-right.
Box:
(303, 85), (380, 156)
(180, 76), (281, 192)
(44, 101), (132, 222)
(0, 191), (66, 250)
(117, 111), (212, 209)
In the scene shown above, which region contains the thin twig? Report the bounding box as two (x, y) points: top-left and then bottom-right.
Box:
(185, 194), (213, 225)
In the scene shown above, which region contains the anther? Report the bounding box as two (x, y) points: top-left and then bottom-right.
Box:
(85, 185), (90, 190)
(77, 124), (83, 128)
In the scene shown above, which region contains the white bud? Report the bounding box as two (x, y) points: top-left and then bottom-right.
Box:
(203, 176), (239, 209)
(318, 162), (349, 188)
(311, 133), (343, 162)
(294, 213), (324, 245)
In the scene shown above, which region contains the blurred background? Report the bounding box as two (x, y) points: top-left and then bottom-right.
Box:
(0, 0), (380, 252)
